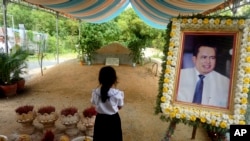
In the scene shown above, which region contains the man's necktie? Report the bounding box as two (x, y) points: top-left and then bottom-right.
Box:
(192, 75), (205, 104)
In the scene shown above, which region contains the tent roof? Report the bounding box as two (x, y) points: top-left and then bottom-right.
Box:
(21, 0), (228, 29)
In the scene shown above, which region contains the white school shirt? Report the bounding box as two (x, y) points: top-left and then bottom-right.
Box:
(177, 68), (230, 108)
(91, 88), (124, 115)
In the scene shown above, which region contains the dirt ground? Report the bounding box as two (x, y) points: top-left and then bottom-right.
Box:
(0, 58), (211, 141)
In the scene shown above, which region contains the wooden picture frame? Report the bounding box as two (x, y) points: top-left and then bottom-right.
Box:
(157, 17), (250, 134)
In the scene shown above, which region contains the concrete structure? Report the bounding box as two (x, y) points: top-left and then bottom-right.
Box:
(92, 42), (132, 65)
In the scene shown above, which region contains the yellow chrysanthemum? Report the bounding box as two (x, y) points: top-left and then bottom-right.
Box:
(168, 51), (173, 56)
(226, 19), (232, 25)
(211, 120), (216, 126)
(164, 78), (170, 83)
(167, 60), (172, 65)
(165, 68), (171, 74)
(220, 121), (227, 128)
(238, 19), (245, 25)
(242, 87), (249, 93)
(192, 18), (198, 24)
(164, 107), (171, 113)
(169, 42), (175, 47)
(214, 18), (220, 25)
(246, 46), (250, 52)
(245, 67), (250, 73)
(229, 115), (234, 119)
(190, 115), (196, 121)
(163, 87), (168, 92)
(203, 18), (209, 24)
(170, 112), (176, 118)
(241, 97), (248, 104)
(200, 117), (206, 123)
(172, 18), (177, 22)
(174, 108), (179, 113)
(245, 56), (250, 63)
(239, 120), (246, 125)
(172, 25), (176, 29)
(161, 96), (166, 102)
(182, 18), (188, 24)
(240, 109), (246, 115)
(170, 32), (175, 37)
(181, 113), (186, 119)
(243, 77), (250, 84)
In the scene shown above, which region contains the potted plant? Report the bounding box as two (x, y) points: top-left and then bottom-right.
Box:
(0, 48), (29, 96)
(37, 105), (58, 130)
(0, 52), (17, 97)
(11, 48), (29, 93)
(15, 105), (36, 134)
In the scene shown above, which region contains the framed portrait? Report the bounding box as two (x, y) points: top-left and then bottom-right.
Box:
(156, 16), (250, 132)
(175, 32), (237, 110)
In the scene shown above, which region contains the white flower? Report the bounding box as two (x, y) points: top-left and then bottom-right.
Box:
(209, 18), (214, 24)
(198, 19), (203, 24)
(234, 109), (240, 115)
(187, 19), (192, 23)
(234, 97), (241, 103)
(176, 113), (181, 119)
(241, 104), (247, 110)
(228, 119), (234, 125)
(215, 121), (220, 127)
(222, 114), (229, 120)
(233, 19), (238, 25)
(234, 104), (241, 109)
(234, 120), (240, 124)
(234, 115), (241, 120)
(206, 119), (211, 124)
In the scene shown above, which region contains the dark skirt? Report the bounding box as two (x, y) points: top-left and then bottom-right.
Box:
(93, 112), (123, 141)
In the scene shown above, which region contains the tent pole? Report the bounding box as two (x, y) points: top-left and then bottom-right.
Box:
(2, 0), (8, 54)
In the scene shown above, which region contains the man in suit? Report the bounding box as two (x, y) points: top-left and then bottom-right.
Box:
(177, 43), (230, 108)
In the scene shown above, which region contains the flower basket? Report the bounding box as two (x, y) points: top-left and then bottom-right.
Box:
(37, 106), (58, 131)
(15, 105), (36, 134)
(78, 106), (97, 136)
(60, 106), (80, 137)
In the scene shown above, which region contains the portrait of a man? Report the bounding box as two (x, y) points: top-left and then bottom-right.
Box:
(176, 34), (235, 108)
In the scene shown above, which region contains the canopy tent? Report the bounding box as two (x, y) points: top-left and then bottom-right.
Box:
(20, 0), (229, 29)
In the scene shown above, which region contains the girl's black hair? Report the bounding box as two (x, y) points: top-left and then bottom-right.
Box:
(98, 66), (117, 102)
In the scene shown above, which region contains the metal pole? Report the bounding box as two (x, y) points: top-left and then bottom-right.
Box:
(2, 0), (8, 54)
(56, 12), (59, 64)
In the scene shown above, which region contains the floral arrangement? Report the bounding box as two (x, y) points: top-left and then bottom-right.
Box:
(37, 106), (56, 115)
(15, 105), (34, 115)
(83, 106), (97, 118)
(155, 15), (250, 139)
